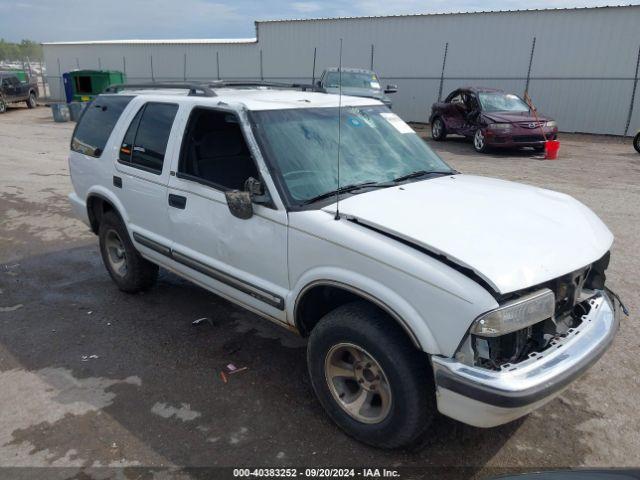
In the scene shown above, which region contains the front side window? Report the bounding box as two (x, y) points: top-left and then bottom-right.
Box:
(178, 107), (258, 191)
(251, 105), (453, 205)
(478, 93), (530, 113)
(71, 95), (133, 157)
(119, 102), (178, 174)
(324, 71), (381, 90)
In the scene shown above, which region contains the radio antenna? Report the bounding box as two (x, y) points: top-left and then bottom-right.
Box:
(334, 38), (343, 221)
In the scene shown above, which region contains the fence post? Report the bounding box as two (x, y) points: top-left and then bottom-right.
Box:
(76, 57), (80, 69)
(216, 51), (220, 80)
(57, 58), (62, 101)
(370, 44), (374, 70)
(123, 56), (127, 76)
(150, 55), (154, 81)
(524, 37), (537, 95)
(183, 53), (187, 81)
(624, 44), (640, 136)
(38, 58), (44, 97)
(311, 47), (317, 85)
(437, 42), (449, 102)
(260, 49), (264, 80)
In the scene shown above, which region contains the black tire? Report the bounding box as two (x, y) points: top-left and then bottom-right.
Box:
(634, 132), (640, 154)
(431, 116), (447, 141)
(0, 98), (6, 114)
(26, 92), (37, 109)
(473, 128), (489, 153)
(98, 211), (158, 293)
(307, 301), (435, 449)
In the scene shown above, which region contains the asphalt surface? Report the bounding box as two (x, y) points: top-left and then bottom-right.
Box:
(0, 107), (638, 479)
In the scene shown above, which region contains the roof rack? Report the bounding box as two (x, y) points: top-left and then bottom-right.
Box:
(104, 82), (216, 97)
(207, 80), (317, 91)
(104, 80), (320, 97)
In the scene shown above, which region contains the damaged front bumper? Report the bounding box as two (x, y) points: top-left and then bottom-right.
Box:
(431, 291), (619, 428)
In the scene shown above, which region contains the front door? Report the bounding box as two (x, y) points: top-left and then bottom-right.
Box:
(167, 106), (289, 323)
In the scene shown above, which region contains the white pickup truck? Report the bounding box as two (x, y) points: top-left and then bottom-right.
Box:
(68, 82), (620, 449)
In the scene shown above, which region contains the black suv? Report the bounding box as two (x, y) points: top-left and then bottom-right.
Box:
(0, 72), (38, 113)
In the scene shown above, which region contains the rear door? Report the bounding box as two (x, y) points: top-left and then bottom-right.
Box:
(114, 100), (181, 256)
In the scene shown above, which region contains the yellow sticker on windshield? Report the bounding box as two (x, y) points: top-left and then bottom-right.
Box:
(380, 112), (413, 134)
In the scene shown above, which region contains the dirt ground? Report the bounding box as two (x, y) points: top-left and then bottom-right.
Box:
(0, 106), (638, 479)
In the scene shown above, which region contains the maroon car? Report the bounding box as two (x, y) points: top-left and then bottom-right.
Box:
(429, 87), (558, 153)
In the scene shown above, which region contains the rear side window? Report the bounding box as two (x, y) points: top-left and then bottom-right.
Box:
(71, 95), (133, 157)
(118, 102), (178, 174)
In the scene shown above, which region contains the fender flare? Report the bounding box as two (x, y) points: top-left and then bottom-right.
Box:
(86, 186), (130, 229)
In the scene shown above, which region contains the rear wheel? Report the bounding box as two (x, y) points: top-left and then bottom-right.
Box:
(26, 92), (37, 109)
(307, 301), (435, 449)
(634, 132), (640, 154)
(431, 117), (447, 141)
(99, 211), (158, 292)
(0, 99), (6, 114)
(473, 128), (489, 153)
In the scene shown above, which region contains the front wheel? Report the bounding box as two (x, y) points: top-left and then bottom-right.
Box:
(26, 92), (37, 109)
(0, 99), (6, 114)
(634, 132), (640, 154)
(99, 211), (158, 292)
(307, 301), (435, 449)
(431, 117), (447, 141)
(473, 128), (489, 153)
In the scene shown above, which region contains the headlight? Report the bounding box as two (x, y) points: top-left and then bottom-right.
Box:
(545, 121), (557, 128)
(489, 123), (511, 131)
(470, 288), (555, 337)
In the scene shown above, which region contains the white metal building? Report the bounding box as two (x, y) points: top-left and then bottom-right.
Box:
(43, 5), (640, 135)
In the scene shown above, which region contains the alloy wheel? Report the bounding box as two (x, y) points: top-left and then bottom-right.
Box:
(105, 229), (127, 277)
(474, 129), (485, 151)
(324, 343), (392, 424)
(432, 119), (442, 138)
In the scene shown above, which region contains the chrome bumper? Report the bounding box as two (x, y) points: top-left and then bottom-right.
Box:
(432, 291), (619, 427)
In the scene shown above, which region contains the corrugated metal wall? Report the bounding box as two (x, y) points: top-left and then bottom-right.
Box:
(43, 6), (640, 135)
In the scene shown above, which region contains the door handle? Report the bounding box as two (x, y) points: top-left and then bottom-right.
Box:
(168, 194), (187, 209)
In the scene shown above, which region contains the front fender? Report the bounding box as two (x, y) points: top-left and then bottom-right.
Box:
(288, 266), (441, 354)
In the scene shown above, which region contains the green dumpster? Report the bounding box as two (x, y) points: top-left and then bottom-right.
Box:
(68, 70), (126, 102)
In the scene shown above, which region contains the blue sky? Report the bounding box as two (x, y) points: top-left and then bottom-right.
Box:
(0, 0), (630, 42)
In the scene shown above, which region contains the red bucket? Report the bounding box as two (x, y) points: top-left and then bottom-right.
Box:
(544, 140), (560, 160)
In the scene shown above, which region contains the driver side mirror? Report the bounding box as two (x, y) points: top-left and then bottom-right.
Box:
(384, 84), (398, 94)
(225, 190), (253, 220)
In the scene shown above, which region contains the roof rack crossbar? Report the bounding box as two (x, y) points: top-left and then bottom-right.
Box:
(105, 83), (216, 97)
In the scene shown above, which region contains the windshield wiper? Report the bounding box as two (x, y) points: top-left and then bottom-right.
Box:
(391, 170), (454, 183)
(302, 181), (384, 205)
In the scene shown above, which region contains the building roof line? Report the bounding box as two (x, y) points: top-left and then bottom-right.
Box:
(255, 4), (639, 24)
(42, 38), (257, 46)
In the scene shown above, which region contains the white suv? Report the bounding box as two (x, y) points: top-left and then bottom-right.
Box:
(68, 82), (620, 449)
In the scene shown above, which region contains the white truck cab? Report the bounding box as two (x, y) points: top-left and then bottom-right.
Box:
(68, 82), (620, 449)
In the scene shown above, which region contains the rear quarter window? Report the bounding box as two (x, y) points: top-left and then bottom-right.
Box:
(71, 95), (133, 157)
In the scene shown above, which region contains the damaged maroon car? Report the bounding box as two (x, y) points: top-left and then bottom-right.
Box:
(430, 87), (558, 153)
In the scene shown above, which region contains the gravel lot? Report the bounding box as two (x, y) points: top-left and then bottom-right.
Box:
(0, 106), (638, 478)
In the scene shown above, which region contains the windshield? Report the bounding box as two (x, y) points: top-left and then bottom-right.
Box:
(251, 105), (453, 205)
(324, 71), (381, 90)
(478, 93), (530, 113)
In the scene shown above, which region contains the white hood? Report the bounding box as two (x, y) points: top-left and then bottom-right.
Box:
(323, 175), (613, 294)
